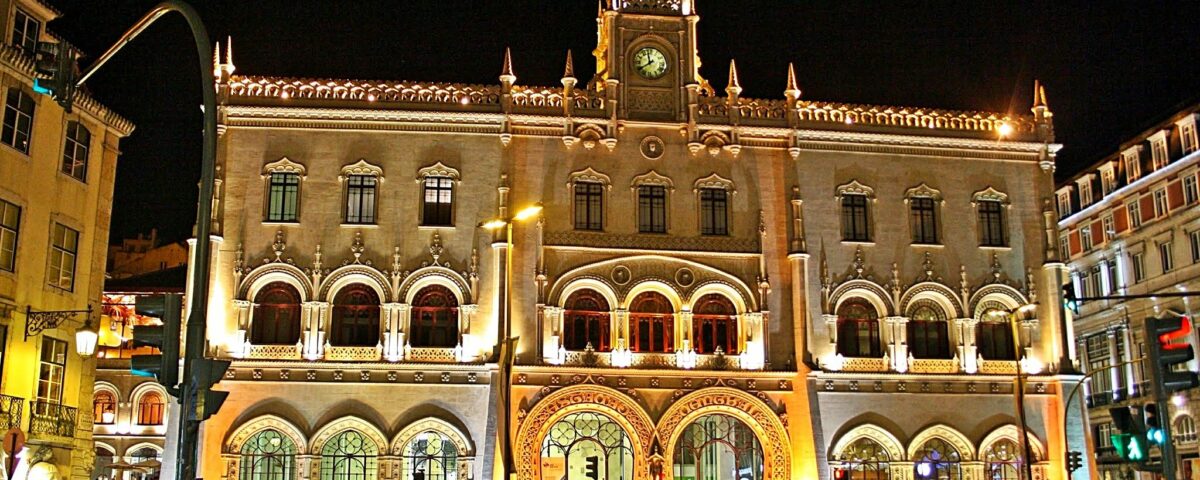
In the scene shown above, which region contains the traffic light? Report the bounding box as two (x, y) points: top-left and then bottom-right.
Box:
(833, 468), (846, 480)
(1145, 403), (1165, 445)
(583, 455), (599, 480)
(31, 41), (77, 111)
(130, 294), (183, 394)
(1067, 450), (1083, 473)
(1146, 316), (1200, 393)
(1062, 282), (1079, 314)
(191, 357), (231, 421)
(1110, 406), (1148, 462)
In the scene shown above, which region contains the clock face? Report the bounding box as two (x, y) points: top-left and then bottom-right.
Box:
(633, 47), (668, 80)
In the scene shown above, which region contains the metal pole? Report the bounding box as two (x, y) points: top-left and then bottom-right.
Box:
(501, 221), (515, 480)
(1143, 319), (1179, 480)
(1010, 310), (1035, 480)
(76, 2), (216, 479)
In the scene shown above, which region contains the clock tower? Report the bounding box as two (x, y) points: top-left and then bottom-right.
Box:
(594, 0), (703, 121)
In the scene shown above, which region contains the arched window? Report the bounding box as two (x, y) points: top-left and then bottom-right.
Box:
(94, 445), (116, 480)
(402, 431), (459, 480)
(410, 285), (459, 348)
(563, 290), (611, 352)
(136, 391), (165, 425)
(240, 429), (298, 480)
(836, 299), (880, 357)
(977, 307), (1016, 360)
(630, 291), (674, 353)
(129, 446), (162, 475)
(906, 301), (950, 359)
(673, 414), (763, 480)
(252, 282), (302, 345)
(692, 294), (738, 354)
(912, 438), (962, 480)
(836, 437), (890, 480)
(321, 430), (378, 480)
(331, 285), (381, 347)
(541, 411), (633, 480)
(982, 438), (1021, 480)
(1177, 415), (1198, 443)
(93, 390), (116, 425)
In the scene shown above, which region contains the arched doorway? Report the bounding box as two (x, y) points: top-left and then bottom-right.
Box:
(630, 292), (674, 353)
(672, 414), (762, 480)
(541, 411), (634, 480)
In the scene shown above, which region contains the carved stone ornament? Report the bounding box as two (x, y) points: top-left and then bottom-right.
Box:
(339, 158), (384, 180)
(835, 179), (875, 199)
(612, 265), (632, 285)
(567, 166), (612, 188)
(415, 161), (461, 183)
(261, 156), (306, 177)
(631, 170), (674, 191)
(972, 186), (1011, 205)
(693, 173), (735, 193)
(639, 136), (665, 160)
(674, 268), (695, 288)
(903, 182), (943, 202)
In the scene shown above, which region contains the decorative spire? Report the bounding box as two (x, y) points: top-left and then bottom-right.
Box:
(784, 62), (801, 100)
(597, 0), (604, 17)
(500, 47), (516, 85)
(563, 50), (576, 80)
(212, 41), (221, 79)
(726, 59), (742, 96)
(225, 35), (234, 70)
(1032, 79), (1045, 109)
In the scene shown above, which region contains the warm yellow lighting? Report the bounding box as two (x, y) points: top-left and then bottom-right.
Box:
(513, 203), (544, 221)
(76, 320), (98, 356)
(280, 91), (290, 99)
(460, 96), (471, 105)
(101, 411), (115, 424)
(997, 122), (1014, 137)
(481, 219), (507, 230)
(366, 93), (377, 102)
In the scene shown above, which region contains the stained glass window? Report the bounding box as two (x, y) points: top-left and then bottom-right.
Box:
(673, 414), (763, 480)
(402, 431), (458, 480)
(241, 429), (298, 480)
(321, 430), (378, 480)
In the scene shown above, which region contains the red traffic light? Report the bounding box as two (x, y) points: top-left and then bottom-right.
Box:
(1157, 316), (1192, 350)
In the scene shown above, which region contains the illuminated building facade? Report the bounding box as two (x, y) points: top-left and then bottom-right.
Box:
(1057, 102), (1200, 479)
(195, 1), (1090, 479)
(0, 0), (134, 478)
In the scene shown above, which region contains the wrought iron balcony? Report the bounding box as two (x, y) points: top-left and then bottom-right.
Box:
(0, 394), (22, 431)
(28, 400), (77, 438)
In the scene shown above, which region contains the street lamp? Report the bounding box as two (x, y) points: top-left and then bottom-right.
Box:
(480, 202), (542, 480)
(1007, 303), (1038, 480)
(75, 316), (99, 357)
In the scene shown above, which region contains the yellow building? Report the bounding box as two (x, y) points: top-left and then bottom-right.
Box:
(0, 0), (134, 478)
(192, 2), (1090, 480)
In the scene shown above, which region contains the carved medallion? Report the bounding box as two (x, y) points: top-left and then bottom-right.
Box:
(639, 136), (665, 160)
(675, 267), (695, 287)
(612, 265), (632, 285)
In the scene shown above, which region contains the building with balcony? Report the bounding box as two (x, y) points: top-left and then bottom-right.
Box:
(0, 0), (134, 479)
(1057, 101), (1200, 479)
(192, 2), (1089, 479)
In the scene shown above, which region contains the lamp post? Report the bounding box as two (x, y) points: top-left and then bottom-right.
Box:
(75, 316), (99, 357)
(1008, 303), (1038, 480)
(481, 202), (542, 480)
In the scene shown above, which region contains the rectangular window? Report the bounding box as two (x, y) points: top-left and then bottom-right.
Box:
(1160, 241), (1174, 273)
(1107, 259), (1119, 293)
(1183, 123), (1198, 154)
(909, 197), (938, 244)
(0, 199), (18, 272)
(1086, 335), (1112, 396)
(1079, 270), (1093, 298)
(61, 121), (89, 181)
(266, 173), (299, 222)
(1185, 175), (1199, 205)
(47, 223), (78, 291)
(1088, 265), (1102, 299)
(1151, 139), (1169, 170)
(699, 188), (728, 236)
(1081, 226), (1093, 251)
(1125, 153), (1142, 182)
(1191, 230), (1200, 263)
(978, 200), (1006, 247)
(421, 176), (454, 226)
(36, 337), (66, 405)
(1, 89), (33, 154)
(1101, 169), (1116, 195)
(1059, 234), (1069, 261)
(10, 9), (38, 56)
(637, 185), (667, 233)
(344, 174), (376, 224)
(573, 182), (603, 231)
(841, 194), (870, 242)
(1128, 202), (1142, 228)
(1057, 193), (1071, 218)
(1154, 188), (1169, 217)
(1103, 214), (1115, 241)
(1132, 252), (1146, 283)
(1097, 423), (1114, 449)
(1079, 181), (1093, 206)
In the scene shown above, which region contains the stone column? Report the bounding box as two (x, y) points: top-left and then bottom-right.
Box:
(1077, 337), (1091, 401)
(382, 303), (405, 361)
(1107, 326), (1123, 400)
(886, 316), (909, 372)
(890, 462), (913, 480)
(741, 312), (765, 370)
(296, 455), (317, 480)
(460, 304), (478, 361)
(823, 313), (839, 359)
(231, 299), (252, 357)
(542, 306), (563, 363)
(958, 318), (979, 373)
(678, 310), (694, 353)
(303, 301), (328, 360)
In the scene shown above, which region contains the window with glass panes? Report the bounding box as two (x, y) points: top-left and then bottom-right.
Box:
(1128, 202), (1142, 228)
(978, 200), (1005, 246)
(61, 122), (89, 181)
(1132, 252), (1146, 282)
(48, 223), (78, 290)
(37, 337), (66, 404)
(637, 185), (666, 233)
(1154, 188), (1169, 216)
(1187, 175), (1200, 205)
(1081, 226), (1093, 251)
(841, 194), (870, 242)
(699, 188), (728, 235)
(1107, 259), (1119, 293)
(1, 89), (33, 153)
(1191, 230), (1200, 263)
(909, 197), (938, 244)
(1058, 234), (1069, 260)
(0, 199), (18, 272)
(573, 182), (603, 231)
(1160, 241), (1174, 272)
(1086, 335), (1112, 397)
(1103, 214), (1115, 241)
(266, 173), (300, 222)
(10, 9), (38, 56)
(422, 176), (454, 226)
(344, 175), (376, 224)
(1096, 424), (1114, 449)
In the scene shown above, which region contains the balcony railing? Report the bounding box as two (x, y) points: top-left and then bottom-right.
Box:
(28, 400), (77, 438)
(0, 394), (22, 431)
(1087, 391), (1113, 408)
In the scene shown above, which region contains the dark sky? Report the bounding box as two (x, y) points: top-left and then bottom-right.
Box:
(46, 1), (1200, 244)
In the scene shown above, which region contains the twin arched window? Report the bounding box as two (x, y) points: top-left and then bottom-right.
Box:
(240, 429), (297, 480)
(836, 299), (881, 358)
(331, 285), (381, 347)
(410, 285), (459, 348)
(563, 290), (611, 352)
(320, 430), (378, 480)
(253, 282), (302, 345)
(630, 292), (674, 353)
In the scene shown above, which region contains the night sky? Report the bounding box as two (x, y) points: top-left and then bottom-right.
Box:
(46, 1), (1200, 244)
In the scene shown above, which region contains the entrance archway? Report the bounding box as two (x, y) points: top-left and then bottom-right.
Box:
(658, 388), (789, 480)
(516, 385), (654, 480)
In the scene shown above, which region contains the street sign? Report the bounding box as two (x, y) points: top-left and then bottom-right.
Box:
(1, 428), (24, 477)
